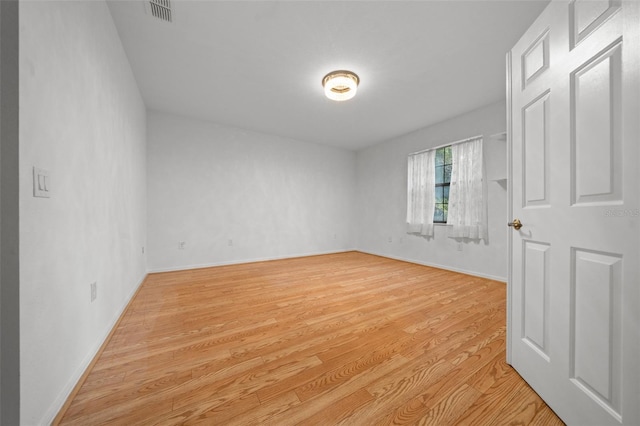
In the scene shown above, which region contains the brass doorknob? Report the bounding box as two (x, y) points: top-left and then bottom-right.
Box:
(508, 219), (523, 230)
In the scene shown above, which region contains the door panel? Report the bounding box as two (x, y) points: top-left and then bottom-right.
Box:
(570, 0), (621, 48)
(522, 240), (550, 359)
(522, 30), (550, 88)
(571, 248), (622, 417)
(571, 41), (622, 205)
(523, 91), (550, 206)
(508, 1), (639, 424)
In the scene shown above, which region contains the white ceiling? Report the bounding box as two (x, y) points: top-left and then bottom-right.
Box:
(107, 0), (549, 150)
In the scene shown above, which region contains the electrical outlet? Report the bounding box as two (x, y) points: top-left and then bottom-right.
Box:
(228, 239), (233, 246)
(178, 241), (186, 250)
(90, 282), (97, 302)
(388, 237), (392, 243)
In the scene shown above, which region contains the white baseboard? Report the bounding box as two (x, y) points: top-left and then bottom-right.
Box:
(149, 249), (505, 282)
(41, 272), (148, 426)
(357, 249), (507, 282)
(148, 249), (357, 274)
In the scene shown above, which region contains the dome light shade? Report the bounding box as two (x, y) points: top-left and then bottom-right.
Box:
(322, 70), (359, 101)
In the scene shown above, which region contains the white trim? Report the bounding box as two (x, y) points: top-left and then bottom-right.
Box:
(505, 49), (514, 365)
(149, 249), (505, 281)
(357, 249), (507, 282)
(148, 249), (357, 274)
(41, 272), (148, 426)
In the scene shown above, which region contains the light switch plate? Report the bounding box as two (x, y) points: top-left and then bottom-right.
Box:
(33, 167), (50, 198)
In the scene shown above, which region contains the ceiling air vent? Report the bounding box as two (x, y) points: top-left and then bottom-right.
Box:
(145, 0), (172, 23)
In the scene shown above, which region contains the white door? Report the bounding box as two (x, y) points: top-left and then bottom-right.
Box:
(508, 1), (640, 424)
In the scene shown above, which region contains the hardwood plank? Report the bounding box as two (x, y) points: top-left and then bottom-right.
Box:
(353, 319), (506, 425)
(488, 385), (564, 426)
(225, 391), (301, 426)
(175, 393), (261, 426)
(298, 388), (374, 425)
(271, 354), (410, 425)
(346, 358), (453, 424)
(416, 384), (482, 425)
(255, 326), (410, 403)
(56, 252), (564, 425)
(170, 355), (322, 411)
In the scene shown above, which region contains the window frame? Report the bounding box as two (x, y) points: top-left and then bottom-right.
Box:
(434, 146), (452, 224)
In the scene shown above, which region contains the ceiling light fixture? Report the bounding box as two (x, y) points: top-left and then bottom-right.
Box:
(322, 70), (360, 101)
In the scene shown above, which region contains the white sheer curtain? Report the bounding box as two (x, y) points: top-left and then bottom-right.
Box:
(406, 149), (436, 237)
(447, 137), (487, 241)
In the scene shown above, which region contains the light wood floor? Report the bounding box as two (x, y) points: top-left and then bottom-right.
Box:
(56, 252), (563, 425)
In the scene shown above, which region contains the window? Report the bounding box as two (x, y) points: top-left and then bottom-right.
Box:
(434, 146), (452, 223)
(407, 136), (486, 241)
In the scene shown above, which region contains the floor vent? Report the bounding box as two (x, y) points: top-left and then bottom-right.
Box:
(145, 0), (172, 23)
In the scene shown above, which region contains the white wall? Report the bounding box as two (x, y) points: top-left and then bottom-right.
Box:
(19, 2), (147, 424)
(147, 111), (356, 272)
(355, 101), (508, 281)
